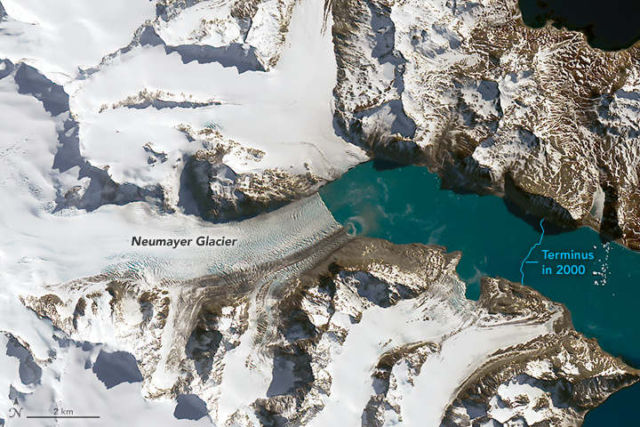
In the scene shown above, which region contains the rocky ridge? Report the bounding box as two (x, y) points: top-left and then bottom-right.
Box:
(4, 0), (640, 245)
(6, 0), (640, 242)
(179, 125), (324, 221)
(329, 0), (640, 249)
(22, 236), (638, 425)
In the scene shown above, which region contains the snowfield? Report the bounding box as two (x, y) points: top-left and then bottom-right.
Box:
(0, 0), (360, 422)
(0, 0), (156, 84)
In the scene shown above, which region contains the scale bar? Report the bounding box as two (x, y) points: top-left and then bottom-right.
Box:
(27, 416), (101, 419)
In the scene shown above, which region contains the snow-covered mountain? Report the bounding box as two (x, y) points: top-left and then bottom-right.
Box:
(3, 0), (640, 241)
(329, 0), (640, 250)
(16, 232), (640, 425)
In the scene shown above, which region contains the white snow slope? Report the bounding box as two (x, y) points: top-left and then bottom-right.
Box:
(0, 0), (362, 423)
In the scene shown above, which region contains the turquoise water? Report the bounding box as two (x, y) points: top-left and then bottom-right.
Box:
(319, 162), (640, 425)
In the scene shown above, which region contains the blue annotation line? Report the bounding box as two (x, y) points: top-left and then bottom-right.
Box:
(520, 218), (545, 285)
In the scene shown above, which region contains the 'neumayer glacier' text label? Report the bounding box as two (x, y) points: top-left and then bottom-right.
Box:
(131, 236), (238, 249)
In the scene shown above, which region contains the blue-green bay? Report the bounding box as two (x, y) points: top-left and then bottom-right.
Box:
(319, 162), (640, 425)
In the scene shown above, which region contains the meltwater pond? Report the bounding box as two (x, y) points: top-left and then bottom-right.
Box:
(319, 162), (640, 425)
